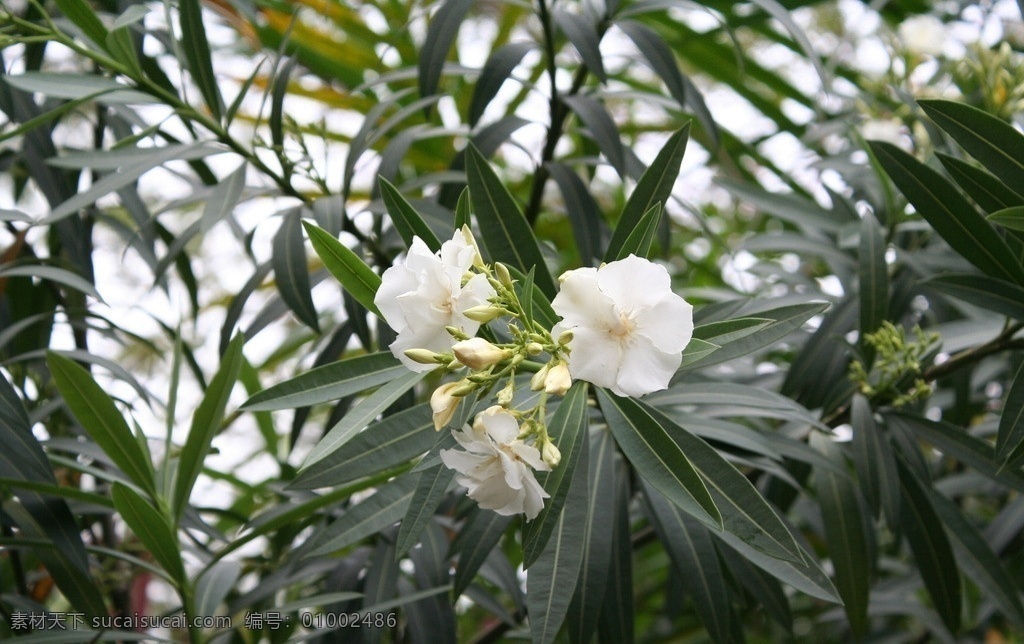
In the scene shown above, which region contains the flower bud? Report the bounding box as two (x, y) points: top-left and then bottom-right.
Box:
(404, 348), (441, 366)
(556, 329), (574, 346)
(544, 362), (572, 396)
(459, 224), (486, 270)
(542, 441), (561, 468)
(445, 325), (470, 341)
(430, 383), (461, 431)
(453, 338), (512, 370)
(463, 304), (506, 323)
(494, 262), (514, 288)
(526, 342), (544, 355)
(496, 379), (515, 406)
(530, 363), (551, 391)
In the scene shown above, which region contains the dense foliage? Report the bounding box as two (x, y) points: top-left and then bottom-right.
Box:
(3, 0), (1024, 641)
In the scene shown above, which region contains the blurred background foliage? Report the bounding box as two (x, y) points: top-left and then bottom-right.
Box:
(3, 0), (1024, 641)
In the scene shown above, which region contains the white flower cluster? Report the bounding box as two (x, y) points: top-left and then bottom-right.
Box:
(374, 228), (693, 519)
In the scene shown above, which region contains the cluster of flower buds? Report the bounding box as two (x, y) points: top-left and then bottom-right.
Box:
(374, 227), (694, 519)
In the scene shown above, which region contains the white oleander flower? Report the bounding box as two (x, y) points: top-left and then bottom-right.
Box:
(898, 15), (945, 57)
(374, 230), (495, 372)
(440, 406), (550, 519)
(551, 254), (693, 397)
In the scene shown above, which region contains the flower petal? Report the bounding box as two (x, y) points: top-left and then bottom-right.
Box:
(633, 293), (694, 354)
(551, 267), (617, 329)
(612, 335), (681, 397)
(596, 254), (671, 312)
(563, 326), (625, 391)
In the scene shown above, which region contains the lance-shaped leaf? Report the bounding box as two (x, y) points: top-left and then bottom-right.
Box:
(395, 463), (456, 557)
(469, 41), (536, 126)
(870, 141), (1024, 286)
(919, 99), (1024, 198)
(562, 94), (624, 177)
(608, 203), (661, 261)
(552, 9), (607, 83)
(451, 508), (513, 596)
(897, 459), (961, 634)
(173, 334), (244, 521)
(547, 161), (605, 266)
(242, 352), (406, 411)
(859, 211), (888, 337)
(54, 0), (109, 47)
(999, 362), (1024, 468)
(273, 209), (320, 332)
(646, 404), (803, 562)
(713, 528), (840, 603)
(851, 394), (900, 525)
(179, 0), (223, 120)
(194, 561), (242, 620)
(303, 221), (383, 318)
(938, 153), (1024, 213)
(379, 177), (442, 252)
(306, 476), (417, 556)
(616, 20), (686, 110)
(46, 351), (155, 496)
(989, 205), (1024, 232)
(688, 302), (828, 368)
(811, 432), (871, 637)
(605, 124), (689, 261)
(419, 0), (473, 100)
(596, 389), (720, 528)
(465, 143), (556, 296)
(523, 382), (589, 567)
(597, 458), (635, 643)
(925, 274), (1024, 320)
(112, 483), (184, 583)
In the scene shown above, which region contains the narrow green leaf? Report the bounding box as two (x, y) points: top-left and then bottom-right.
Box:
(692, 317), (771, 344)
(465, 143), (556, 295)
(451, 508), (512, 596)
(642, 480), (740, 643)
(179, 0), (223, 120)
(596, 458), (635, 643)
(693, 301), (827, 367)
(552, 9), (607, 83)
(419, 0), (473, 100)
(379, 177), (443, 252)
(597, 389), (721, 528)
(200, 162), (248, 232)
(0, 264), (105, 303)
(919, 99), (1024, 198)
(988, 205), (1024, 232)
(194, 561), (242, 619)
(307, 476), (416, 556)
(810, 433), (871, 637)
(608, 203), (661, 261)
(5, 73), (147, 104)
(54, 0), (109, 47)
(243, 352), (406, 411)
(395, 464), (456, 557)
(300, 370), (424, 470)
(999, 363), (1024, 467)
(749, 0), (828, 84)
(0, 374), (58, 485)
(851, 394), (900, 525)
(718, 178), (847, 233)
(292, 404), (436, 490)
(270, 57), (297, 150)
(647, 405), (803, 562)
(713, 529), (840, 603)
(46, 352), (155, 496)
(523, 383), (589, 567)
(111, 483), (184, 583)
(567, 428), (617, 644)
(897, 459), (962, 633)
(605, 124), (689, 261)
(546, 161), (605, 266)
(930, 491), (1024, 628)
(616, 20), (686, 109)
(859, 211), (888, 336)
(562, 94), (625, 177)
(469, 41), (536, 126)
(677, 338), (720, 369)
(302, 221), (383, 318)
(272, 210), (320, 331)
(527, 442), (589, 644)
(925, 273), (1024, 320)
(720, 547), (792, 631)
(939, 153), (1024, 213)
(173, 334), (244, 521)
(870, 141), (1024, 285)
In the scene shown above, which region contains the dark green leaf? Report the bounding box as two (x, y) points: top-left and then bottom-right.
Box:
(687, 302), (827, 368)
(677, 338), (720, 369)
(616, 20), (686, 109)
(46, 352), (155, 496)
(851, 394), (900, 525)
(273, 210), (320, 331)
(608, 203), (660, 261)
(469, 41), (536, 126)
(749, 0), (828, 85)
(547, 161), (605, 266)
(562, 94), (625, 177)
(194, 561), (242, 619)
(642, 481), (740, 643)
(302, 220), (383, 318)
(998, 363), (1024, 466)
(292, 404), (436, 490)
(870, 141), (1024, 285)
(718, 178), (847, 233)
(925, 273), (1024, 320)
(527, 438), (589, 644)
(451, 508), (512, 596)
(939, 153), (1024, 213)
(54, 0), (109, 47)
(713, 529), (840, 603)
(380, 177), (443, 252)
(989, 205), (1024, 232)
(720, 547), (792, 631)
(605, 124), (689, 261)
(596, 458), (635, 643)
(179, 0), (223, 120)
(395, 464), (456, 557)
(523, 382), (589, 567)
(552, 9), (607, 83)
(897, 459), (961, 634)
(810, 433), (870, 637)
(597, 389), (721, 527)
(307, 477), (416, 556)
(111, 483), (184, 583)
(919, 100), (1024, 199)
(567, 428), (617, 644)
(465, 143), (556, 295)
(859, 211), (888, 336)
(419, 0), (473, 100)
(270, 57), (298, 150)
(173, 334), (244, 521)
(930, 491), (1024, 628)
